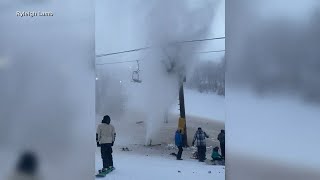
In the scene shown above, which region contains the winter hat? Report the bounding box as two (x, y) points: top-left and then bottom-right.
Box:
(16, 151), (38, 175)
(102, 115), (111, 124)
(214, 146), (219, 151)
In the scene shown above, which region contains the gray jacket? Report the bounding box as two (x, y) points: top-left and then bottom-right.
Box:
(97, 123), (116, 144)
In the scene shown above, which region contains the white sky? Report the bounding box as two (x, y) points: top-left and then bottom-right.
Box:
(254, 0), (318, 21)
(96, 0), (225, 63)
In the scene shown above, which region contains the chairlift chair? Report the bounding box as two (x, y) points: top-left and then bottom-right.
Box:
(131, 60), (142, 83)
(132, 70), (142, 83)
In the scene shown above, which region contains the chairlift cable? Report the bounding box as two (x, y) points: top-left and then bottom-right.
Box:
(96, 37), (225, 58)
(96, 49), (225, 66)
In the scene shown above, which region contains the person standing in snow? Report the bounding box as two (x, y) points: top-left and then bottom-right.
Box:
(192, 127), (209, 162)
(217, 129), (225, 158)
(175, 129), (184, 160)
(96, 115), (116, 172)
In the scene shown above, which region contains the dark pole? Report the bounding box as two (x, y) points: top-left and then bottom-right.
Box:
(179, 84), (186, 119)
(179, 76), (189, 147)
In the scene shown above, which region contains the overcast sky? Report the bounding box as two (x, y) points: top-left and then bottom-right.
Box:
(96, 0), (225, 64)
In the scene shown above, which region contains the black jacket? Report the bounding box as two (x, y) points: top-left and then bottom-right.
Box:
(217, 132), (225, 144)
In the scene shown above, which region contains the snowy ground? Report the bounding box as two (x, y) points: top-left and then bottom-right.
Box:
(95, 90), (225, 179)
(170, 89), (225, 123)
(227, 88), (320, 172)
(95, 113), (225, 180)
(95, 145), (225, 180)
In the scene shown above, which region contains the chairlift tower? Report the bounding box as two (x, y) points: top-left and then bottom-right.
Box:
(178, 76), (189, 147)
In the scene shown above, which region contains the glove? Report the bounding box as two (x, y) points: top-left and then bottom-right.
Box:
(96, 133), (100, 147)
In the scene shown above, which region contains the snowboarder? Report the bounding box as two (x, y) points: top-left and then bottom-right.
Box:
(8, 151), (42, 180)
(192, 127), (209, 162)
(96, 115), (116, 172)
(175, 129), (184, 160)
(217, 129), (225, 158)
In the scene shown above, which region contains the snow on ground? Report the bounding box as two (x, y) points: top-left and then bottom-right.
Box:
(125, 88), (225, 124)
(227, 88), (320, 171)
(95, 89), (226, 180)
(170, 89), (225, 123)
(95, 145), (225, 180)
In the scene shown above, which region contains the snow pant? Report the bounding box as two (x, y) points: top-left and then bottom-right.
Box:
(220, 142), (225, 158)
(197, 146), (206, 161)
(177, 146), (183, 159)
(101, 143), (113, 168)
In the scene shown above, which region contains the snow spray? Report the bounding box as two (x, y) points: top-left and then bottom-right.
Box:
(139, 0), (219, 145)
(95, 0), (221, 145)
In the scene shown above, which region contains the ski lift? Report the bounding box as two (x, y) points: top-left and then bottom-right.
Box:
(132, 60), (142, 83)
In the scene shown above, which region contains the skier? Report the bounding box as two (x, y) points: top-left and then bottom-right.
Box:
(8, 151), (42, 180)
(192, 127), (209, 162)
(175, 129), (184, 160)
(96, 115), (116, 172)
(217, 129), (225, 158)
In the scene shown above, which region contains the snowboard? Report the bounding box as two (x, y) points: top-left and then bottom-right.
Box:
(95, 167), (115, 178)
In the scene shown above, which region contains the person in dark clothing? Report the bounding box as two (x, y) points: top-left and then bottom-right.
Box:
(96, 115), (116, 172)
(192, 127), (209, 162)
(217, 129), (225, 158)
(8, 151), (42, 180)
(175, 129), (184, 160)
(16, 151), (38, 175)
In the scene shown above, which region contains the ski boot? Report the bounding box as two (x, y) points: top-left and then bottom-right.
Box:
(107, 166), (115, 171)
(98, 168), (108, 173)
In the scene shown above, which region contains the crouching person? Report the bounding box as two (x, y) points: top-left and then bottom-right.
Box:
(211, 146), (224, 165)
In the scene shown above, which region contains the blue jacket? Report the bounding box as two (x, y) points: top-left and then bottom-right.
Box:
(175, 131), (183, 147)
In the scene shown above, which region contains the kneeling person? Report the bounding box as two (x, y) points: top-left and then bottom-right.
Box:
(211, 146), (223, 165)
